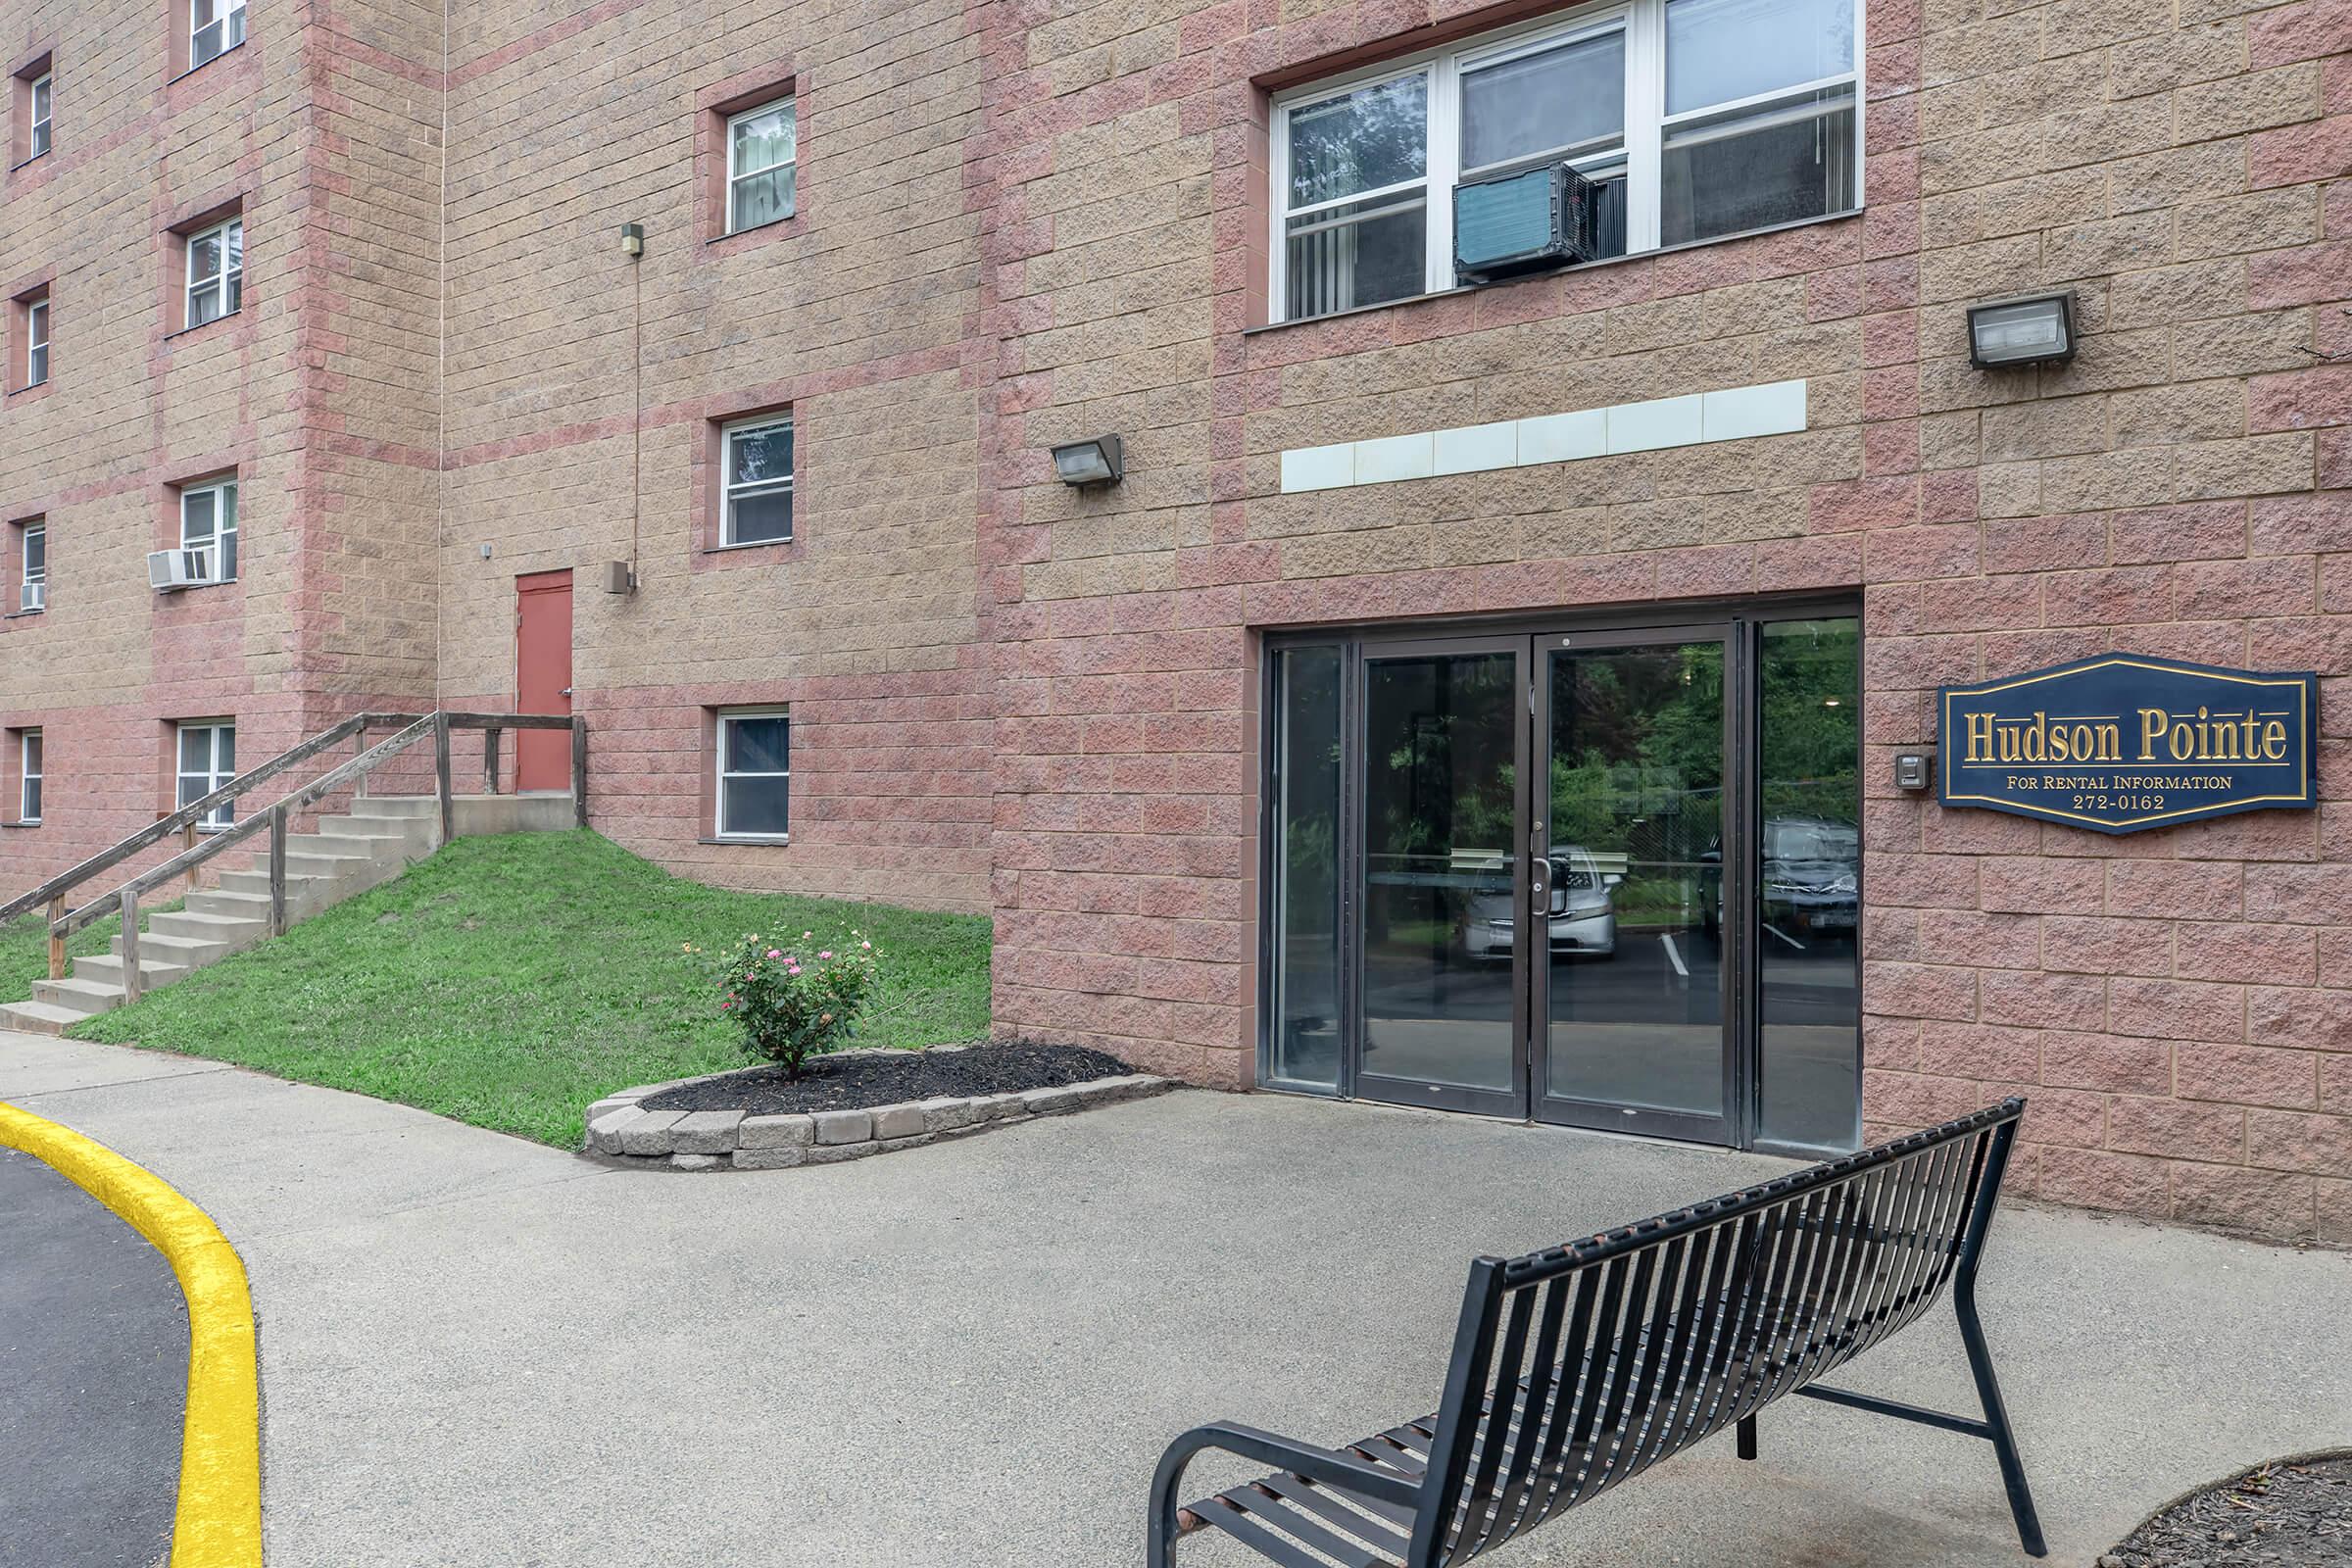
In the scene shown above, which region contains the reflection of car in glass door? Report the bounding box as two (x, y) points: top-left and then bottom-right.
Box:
(1697, 815), (1859, 943)
(1457, 846), (1618, 959)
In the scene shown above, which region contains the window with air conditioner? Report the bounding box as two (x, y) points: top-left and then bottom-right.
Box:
(185, 217), (242, 328)
(20, 523), (43, 612)
(719, 416), (793, 546)
(1271, 0), (1857, 321)
(725, 98), (797, 234)
(190, 0), (246, 68)
(714, 709), (789, 840)
(179, 477), (237, 583)
(176, 720), (235, 828)
(18, 729), (39, 823)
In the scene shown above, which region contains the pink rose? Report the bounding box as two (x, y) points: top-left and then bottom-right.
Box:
(766, 949), (781, 959)
(818, 951), (833, 959)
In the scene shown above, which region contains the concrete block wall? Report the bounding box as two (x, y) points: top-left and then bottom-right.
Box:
(975, 0), (2352, 1240)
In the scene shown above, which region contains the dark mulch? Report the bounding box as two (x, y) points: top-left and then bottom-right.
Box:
(2103, 1457), (2352, 1568)
(640, 1041), (1134, 1115)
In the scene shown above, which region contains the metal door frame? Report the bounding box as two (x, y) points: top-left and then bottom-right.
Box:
(1528, 620), (1741, 1147)
(1257, 594), (1859, 1152)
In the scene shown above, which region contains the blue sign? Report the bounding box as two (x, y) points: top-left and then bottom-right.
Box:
(1939, 654), (2319, 834)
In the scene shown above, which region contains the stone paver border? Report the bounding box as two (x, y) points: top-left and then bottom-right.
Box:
(579, 1046), (1172, 1171)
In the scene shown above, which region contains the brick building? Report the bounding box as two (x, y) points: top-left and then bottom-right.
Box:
(1, 0), (2347, 1236)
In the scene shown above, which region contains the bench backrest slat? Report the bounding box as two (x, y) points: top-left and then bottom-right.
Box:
(1409, 1100), (2025, 1568)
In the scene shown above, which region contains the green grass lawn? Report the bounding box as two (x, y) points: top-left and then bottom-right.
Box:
(61, 831), (992, 1148)
(0, 901), (180, 1003)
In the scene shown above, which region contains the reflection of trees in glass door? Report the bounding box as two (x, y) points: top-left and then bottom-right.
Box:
(1537, 632), (1731, 1144)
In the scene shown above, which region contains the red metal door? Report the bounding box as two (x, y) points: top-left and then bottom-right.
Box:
(515, 569), (573, 792)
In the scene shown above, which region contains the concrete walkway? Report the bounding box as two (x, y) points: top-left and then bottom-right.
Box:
(4, 1032), (2348, 1568)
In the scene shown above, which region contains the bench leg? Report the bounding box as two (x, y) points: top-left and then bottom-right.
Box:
(1956, 1282), (2047, 1558)
(1737, 1414), (1757, 1461)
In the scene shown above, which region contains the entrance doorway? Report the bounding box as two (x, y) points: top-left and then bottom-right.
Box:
(514, 569), (573, 791)
(1261, 607), (1860, 1156)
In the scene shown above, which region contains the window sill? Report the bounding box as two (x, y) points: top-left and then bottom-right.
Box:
(699, 834), (790, 846)
(708, 211), (799, 245)
(165, 309), (242, 344)
(1247, 206), (1862, 337)
(172, 40), (246, 84)
(8, 151), (45, 173)
(158, 579), (239, 596)
(4, 608), (42, 619)
(9, 379), (49, 397)
(703, 537), (794, 555)
(1, 818), (40, 828)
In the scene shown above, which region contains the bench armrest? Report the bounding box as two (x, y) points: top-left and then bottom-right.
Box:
(1150, 1420), (1427, 1564)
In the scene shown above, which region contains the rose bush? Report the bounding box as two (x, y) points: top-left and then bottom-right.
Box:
(714, 929), (879, 1077)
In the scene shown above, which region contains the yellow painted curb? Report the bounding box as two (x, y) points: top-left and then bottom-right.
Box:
(0, 1100), (262, 1568)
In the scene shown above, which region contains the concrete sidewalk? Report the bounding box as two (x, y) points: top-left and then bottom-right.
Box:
(4, 1032), (2347, 1568)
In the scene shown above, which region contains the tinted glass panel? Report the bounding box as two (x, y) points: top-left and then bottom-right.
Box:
(726, 716), (789, 774)
(1461, 31), (1624, 171)
(182, 491), (216, 542)
(179, 727), (209, 771)
(1544, 641), (1725, 1117)
(723, 775), (791, 836)
(1666, 0), (1853, 114)
(1269, 647), (1343, 1089)
(731, 104), (796, 173)
(1288, 74), (1426, 209)
(1661, 96), (1854, 246)
(729, 424), (792, 488)
(1285, 196), (1427, 319)
(728, 490), (793, 544)
(731, 166), (797, 229)
(1360, 651), (1518, 1094)
(1757, 617), (1861, 1152)
(217, 727), (235, 770)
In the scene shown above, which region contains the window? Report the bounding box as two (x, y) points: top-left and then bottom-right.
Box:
(185, 217), (242, 328)
(176, 720), (235, 828)
(715, 710), (789, 839)
(190, 0), (246, 68)
(725, 99), (797, 233)
(720, 416), (793, 545)
(26, 71), (48, 159)
(20, 522), (43, 612)
(24, 295), (46, 387)
(18, 729), (39, 823)
(1272, 0), (1857, 319)
(180, 476), (237, 582)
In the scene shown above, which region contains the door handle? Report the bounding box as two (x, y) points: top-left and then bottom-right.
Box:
(1531, 858), (1546, 915)
(560, 687), (573, 697)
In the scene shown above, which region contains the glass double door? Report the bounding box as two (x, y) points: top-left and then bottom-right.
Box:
(1265, 613), (1861, 1153)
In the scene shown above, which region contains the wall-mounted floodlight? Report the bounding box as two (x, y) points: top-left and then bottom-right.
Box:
(1051, 434), (1124, 488)
(619, 220), (645, 258)
(1967, 291), (2076, 368)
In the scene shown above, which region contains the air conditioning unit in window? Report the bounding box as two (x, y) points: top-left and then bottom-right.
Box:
(1453, 162), (1601, 283)
(148, 548), (213, 592)
(18, 581), (42, 612)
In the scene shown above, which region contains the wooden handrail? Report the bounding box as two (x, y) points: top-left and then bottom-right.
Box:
(0, 711), (420, 923)
(9, 709), (583, 975)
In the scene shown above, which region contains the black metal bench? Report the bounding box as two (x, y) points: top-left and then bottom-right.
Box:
(1151, 1100), (2045, 1566)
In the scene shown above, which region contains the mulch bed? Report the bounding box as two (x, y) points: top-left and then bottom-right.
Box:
(640, 1041), (1134, 1116)
(2103, 1456), (2352, 1567)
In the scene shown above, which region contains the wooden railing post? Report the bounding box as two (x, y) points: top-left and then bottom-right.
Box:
(269, 806), (288, 937)
(355, 719), (369, 800)
(433, 711), (454, 845)
(120, 893), (141, 1006)
(483, 726), (503, 796)
(571, 715), (589, 829)
(182, 819), (199, 893)
(46, 894), (64, 981)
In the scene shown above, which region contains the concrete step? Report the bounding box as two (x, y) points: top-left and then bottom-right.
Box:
(306, 826), (417, 861)
(115, 930), (233, 966)
(346, 795), (437, 818)
(215, 869), (334, 906)
(32, 976), (126, 1015)
(149, 909), (268, 952)
(74, 954), (193, 992)
(181, 889), (275, 922)
(0, 999), (91, 1035)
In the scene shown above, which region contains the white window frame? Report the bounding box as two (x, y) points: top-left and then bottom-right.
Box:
(19, 729), (40, 824)
(26, 72), (49, 159)
(179, 476), (237, 583)
(1267, 0), (1862, 322)
(724, 97), (798, 235)
(176, 720), (235, 830)
(714, 708), (790, 842)
(184, 217), (242, 329)
(21, 521), (44, 612)
(190, 0), (246, 69)
(719, 415), (794, 546)
(24, 295), (46, 386)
